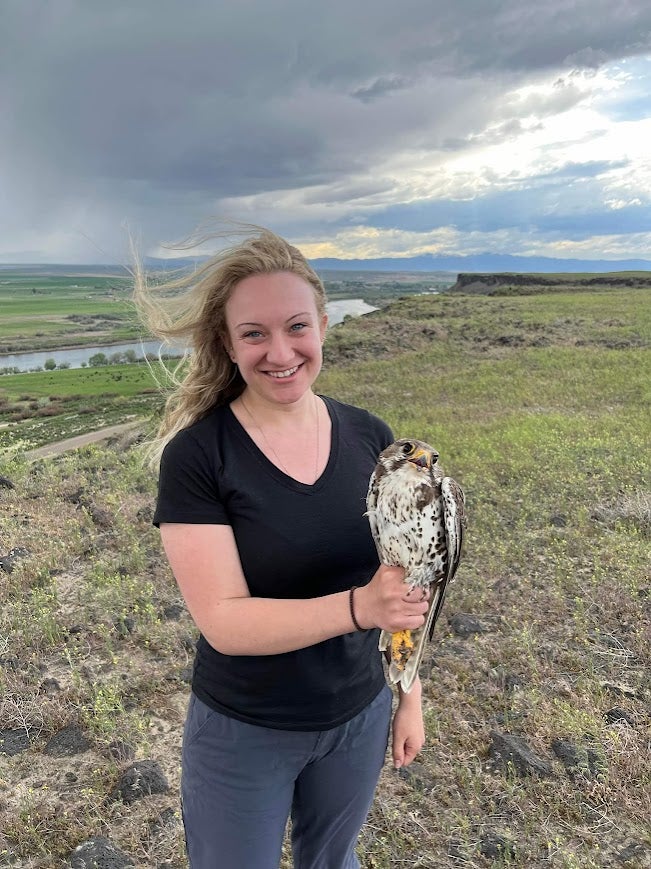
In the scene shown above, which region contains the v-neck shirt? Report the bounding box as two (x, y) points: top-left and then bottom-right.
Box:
(154, 396), (393, 730)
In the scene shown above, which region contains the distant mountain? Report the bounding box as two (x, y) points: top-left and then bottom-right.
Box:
(3, 252), (651, 276)
(309, 253), (651, 273)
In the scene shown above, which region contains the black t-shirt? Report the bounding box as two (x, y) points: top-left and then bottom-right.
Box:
(154, 396), (393, 731)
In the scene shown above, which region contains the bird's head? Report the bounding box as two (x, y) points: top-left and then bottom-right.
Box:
(378, 438), (441, 479)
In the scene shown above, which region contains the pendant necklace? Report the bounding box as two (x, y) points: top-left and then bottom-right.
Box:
(240, 393), (321, 483)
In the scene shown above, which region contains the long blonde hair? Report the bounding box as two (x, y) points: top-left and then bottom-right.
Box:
(133, 226), (327, 467)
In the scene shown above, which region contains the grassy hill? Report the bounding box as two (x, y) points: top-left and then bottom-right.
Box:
(0, 286), (649, 867)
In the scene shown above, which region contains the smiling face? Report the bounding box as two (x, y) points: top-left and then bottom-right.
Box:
(224, 270), (328, 407)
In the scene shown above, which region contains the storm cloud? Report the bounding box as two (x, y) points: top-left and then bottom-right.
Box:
(2, 0), (651, 262)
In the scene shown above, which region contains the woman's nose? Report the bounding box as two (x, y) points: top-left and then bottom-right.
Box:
(266, 332), (294, 365)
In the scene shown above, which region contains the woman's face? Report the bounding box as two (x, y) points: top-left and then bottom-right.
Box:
(224, 271), (328, 407)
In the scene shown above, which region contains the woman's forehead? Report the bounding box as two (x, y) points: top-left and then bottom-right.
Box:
(226, 271), (320, 324)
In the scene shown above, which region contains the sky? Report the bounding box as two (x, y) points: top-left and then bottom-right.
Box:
(2, 0), (651, 265)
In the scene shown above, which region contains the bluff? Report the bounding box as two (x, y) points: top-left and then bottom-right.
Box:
(449, 272), (651, 294)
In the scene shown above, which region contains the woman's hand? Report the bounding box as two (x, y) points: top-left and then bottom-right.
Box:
(354, 565), (429, 632)
(391, 678), (425, 769)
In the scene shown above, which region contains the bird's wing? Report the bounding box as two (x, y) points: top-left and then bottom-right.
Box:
(426, 477), (465, 641)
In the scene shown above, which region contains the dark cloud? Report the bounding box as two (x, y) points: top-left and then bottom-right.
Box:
(1, 0), (651, 260)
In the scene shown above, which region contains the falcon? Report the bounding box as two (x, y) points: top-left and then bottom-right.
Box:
(366, 438), (466, 693)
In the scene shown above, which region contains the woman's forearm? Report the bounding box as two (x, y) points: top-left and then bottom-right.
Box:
(195, 590), (358, 655)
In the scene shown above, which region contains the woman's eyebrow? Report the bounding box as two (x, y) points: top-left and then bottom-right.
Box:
(235, 311), (313, 329)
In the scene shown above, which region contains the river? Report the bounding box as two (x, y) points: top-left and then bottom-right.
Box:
(0, 299), (378, 373)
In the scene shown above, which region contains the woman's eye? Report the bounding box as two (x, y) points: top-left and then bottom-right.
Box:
(289, 322), (307, 332)
(243, 330), (263, 339)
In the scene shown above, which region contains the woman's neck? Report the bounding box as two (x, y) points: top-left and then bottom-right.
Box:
(236, 389), (318, 429)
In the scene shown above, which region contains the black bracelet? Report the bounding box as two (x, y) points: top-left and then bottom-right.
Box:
(349, 586), (365, 631)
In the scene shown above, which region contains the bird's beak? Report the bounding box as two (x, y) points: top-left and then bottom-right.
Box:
(408, 448), (434, 470)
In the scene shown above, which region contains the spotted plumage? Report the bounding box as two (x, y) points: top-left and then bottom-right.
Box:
(366, 438), (466, 692)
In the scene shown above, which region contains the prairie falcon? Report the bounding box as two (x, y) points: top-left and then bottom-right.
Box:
(366, 438), (466, 692)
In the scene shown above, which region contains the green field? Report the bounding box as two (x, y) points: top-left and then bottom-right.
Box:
(0, 273), (138, 352)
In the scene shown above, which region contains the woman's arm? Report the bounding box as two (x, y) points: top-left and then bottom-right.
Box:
(160, 523), (428, 656)
(391, 676), (426, 768)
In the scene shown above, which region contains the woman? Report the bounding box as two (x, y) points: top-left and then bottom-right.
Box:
(136, 228), (428, 868)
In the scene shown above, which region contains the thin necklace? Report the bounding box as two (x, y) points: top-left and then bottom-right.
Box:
(240, 394), (321, 483)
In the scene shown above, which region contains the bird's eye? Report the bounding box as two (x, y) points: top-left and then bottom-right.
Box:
(401, 442), (414, 455)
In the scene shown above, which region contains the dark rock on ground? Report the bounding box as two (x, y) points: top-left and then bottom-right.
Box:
(0, 475), (15, 489)
(148, 806), (180, 835)
(40, 677), (61, 695)
(136, 505), (154, 523)
(86, 503), (113, 529)
(618, 842), (651, 867)
(550, 513), (567, 527)
(0, 546), (30, 573)
(479, 832), (517, 859)
(110, 759), (170, 804)
(605, 707), (636, 726)
(114, 615), (136, 636)
(397, 760), (436, 790)
(551, 738), (607, 781)
(0, 728), (31, 756)
(162, 603), (185, 621)
(448, 613), (488, 638)
(44, 724), (92, 757)
(68, 836), (135, 868)
(489, 731), (554, 777)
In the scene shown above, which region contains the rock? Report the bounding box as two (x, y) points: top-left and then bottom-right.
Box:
(448, 613), (487, 638)
(40, 677), (61, 695)
(618, 842), (651, 867)
(44, 724), (92, 757)
(550, 514), (567, 527)
(114, 615), (136, 637)
(605, 707), (636, 726)
(110, 759), (170, 804)
(136, 505), (153, 523)
(479, 832), (516, 859)
(0, 727), (31, 756)
(551, 738), (607, 781)
(162, 603), (185, 621)
(601, 681), (639, 699)
(86, 504), (113, 529)
(148, 807), (179, 835)
(396, 761), (436, 790)
(68, 836), (135, 868)
(0, 475), (15, 489)
(0, 546), (30, 573)
(489, 731), (554, 777)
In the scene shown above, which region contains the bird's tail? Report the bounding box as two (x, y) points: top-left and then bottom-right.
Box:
(378, 583), (445, 693)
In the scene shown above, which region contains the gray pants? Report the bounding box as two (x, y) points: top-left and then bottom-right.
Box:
(181, 686), (392, 868)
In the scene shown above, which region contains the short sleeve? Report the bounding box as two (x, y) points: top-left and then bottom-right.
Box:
(153, 428), (230, 527)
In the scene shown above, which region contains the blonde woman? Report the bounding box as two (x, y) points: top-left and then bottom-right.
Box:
(136, 228), (427, 869)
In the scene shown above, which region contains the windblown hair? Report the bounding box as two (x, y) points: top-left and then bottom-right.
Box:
(133, 226), (327, 467)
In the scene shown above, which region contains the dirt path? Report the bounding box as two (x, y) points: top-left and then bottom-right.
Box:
(25, 420), (143, 460)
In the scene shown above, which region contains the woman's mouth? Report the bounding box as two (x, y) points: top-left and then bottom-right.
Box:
(265, 364), (300, 379)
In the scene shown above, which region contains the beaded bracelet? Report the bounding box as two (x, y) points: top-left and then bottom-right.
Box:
(349, 586), (365, 631)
